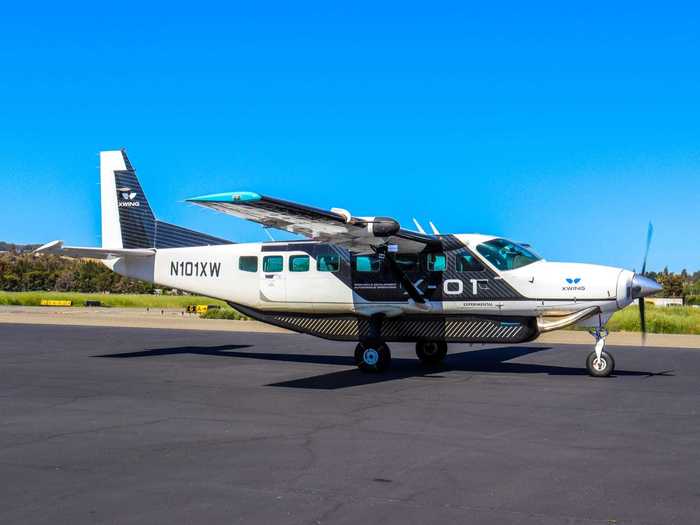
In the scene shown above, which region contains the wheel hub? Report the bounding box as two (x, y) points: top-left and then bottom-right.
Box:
(592, 357), (607, 372)
(423, 343), (438, 356)
(363, 348), (379, 366)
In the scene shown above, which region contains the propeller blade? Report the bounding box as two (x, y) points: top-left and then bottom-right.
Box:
(641, 222), (653, 275)
(639, 297), (647, 344)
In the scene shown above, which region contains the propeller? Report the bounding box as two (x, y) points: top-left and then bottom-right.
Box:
(639, 222), (654, 343)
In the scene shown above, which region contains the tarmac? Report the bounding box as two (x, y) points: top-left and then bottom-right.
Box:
(1, 322), (700, 524)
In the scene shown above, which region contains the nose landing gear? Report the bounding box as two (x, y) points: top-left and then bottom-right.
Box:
(587, 328), (615, 377)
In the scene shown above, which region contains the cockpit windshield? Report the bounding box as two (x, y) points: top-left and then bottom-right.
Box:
(476, 238), (542, 271)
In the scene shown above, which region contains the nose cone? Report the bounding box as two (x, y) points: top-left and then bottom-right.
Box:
(631, 274), (662, 299)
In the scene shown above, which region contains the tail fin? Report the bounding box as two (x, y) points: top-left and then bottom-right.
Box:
(100, 149), (232, 249)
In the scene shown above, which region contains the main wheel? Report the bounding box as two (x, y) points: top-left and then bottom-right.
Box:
(355, 342), (391, 373)
(416, 341), (448, 366)
(586, 350), (615, 377)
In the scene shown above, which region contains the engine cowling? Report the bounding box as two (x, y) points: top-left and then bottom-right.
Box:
(368, 217), (400, 237)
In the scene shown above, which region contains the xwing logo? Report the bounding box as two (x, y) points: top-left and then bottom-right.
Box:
(563, 277), (585, 291)
(117, 187), (140, 208)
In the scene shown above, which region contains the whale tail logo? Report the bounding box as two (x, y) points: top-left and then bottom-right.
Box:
(118, 187), (137, 201)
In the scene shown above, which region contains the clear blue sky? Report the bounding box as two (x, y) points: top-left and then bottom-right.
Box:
(1, 2), (698, 271)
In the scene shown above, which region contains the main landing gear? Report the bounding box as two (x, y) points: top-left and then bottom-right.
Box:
(355, 315), (450, 373)
(355, 314), (392, 373)
(355, 342), (391, 373)
(586, 328), (615, 377)
(354, 340), (449, 373)
(415, 341), (448, 366)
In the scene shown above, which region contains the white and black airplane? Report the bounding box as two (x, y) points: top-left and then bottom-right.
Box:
(36, 150), (662, 377)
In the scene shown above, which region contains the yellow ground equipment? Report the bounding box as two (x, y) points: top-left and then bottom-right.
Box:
(40, 299), (72, 306)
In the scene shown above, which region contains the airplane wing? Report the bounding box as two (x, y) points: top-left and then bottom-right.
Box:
(34, 240), (155, 259)
(186, 191), (439, 253)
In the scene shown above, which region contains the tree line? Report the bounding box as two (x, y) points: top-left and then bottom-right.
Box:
(0, 252), (154, 294)
(645, 269), (700, 301)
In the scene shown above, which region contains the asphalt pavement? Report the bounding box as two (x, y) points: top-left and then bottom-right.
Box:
(1, 324), (699, 524)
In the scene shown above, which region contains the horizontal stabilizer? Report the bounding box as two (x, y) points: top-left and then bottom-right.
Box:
(34, 240), (155, 259)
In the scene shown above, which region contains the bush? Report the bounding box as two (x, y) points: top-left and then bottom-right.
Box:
(606, 304), (700, 335)
(200, 308), (247, 320)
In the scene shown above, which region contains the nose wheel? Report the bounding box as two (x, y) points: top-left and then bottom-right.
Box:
(587, 328), (615, 377)
(355, 342), (391, 373)
(587, 350), (615, 377)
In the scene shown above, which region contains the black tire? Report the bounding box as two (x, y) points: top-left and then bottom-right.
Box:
(416, 341), (448, 366)
(355, 342), (391, 373)
(586, 350), (615, 377)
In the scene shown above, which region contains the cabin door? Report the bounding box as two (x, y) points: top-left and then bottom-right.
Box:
(259, 255), (286, 302)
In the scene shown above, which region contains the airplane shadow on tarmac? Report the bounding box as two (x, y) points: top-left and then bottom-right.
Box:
(96, 344), (670, 390)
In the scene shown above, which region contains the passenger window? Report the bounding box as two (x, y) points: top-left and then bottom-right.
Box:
(239, 256), (258, 272)
(354, 255), (381, 272)
(456, 253), (483, 272)
(426, 253), (446, 272)
(289, 255), (310, 272)
(392, 254), (418, 272)
(263, 255), (284, 273)
(317, 254), (340, 272)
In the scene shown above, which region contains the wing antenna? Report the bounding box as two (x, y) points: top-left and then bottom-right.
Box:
(412, 218), (427, 234)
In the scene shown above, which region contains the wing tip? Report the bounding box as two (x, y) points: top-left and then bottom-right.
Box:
(187, 191), (262, 204)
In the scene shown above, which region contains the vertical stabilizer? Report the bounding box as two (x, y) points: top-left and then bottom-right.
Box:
(99, 149), (232, 249)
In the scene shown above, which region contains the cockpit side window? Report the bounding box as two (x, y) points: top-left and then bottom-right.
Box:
(476, 239), (541, 271)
